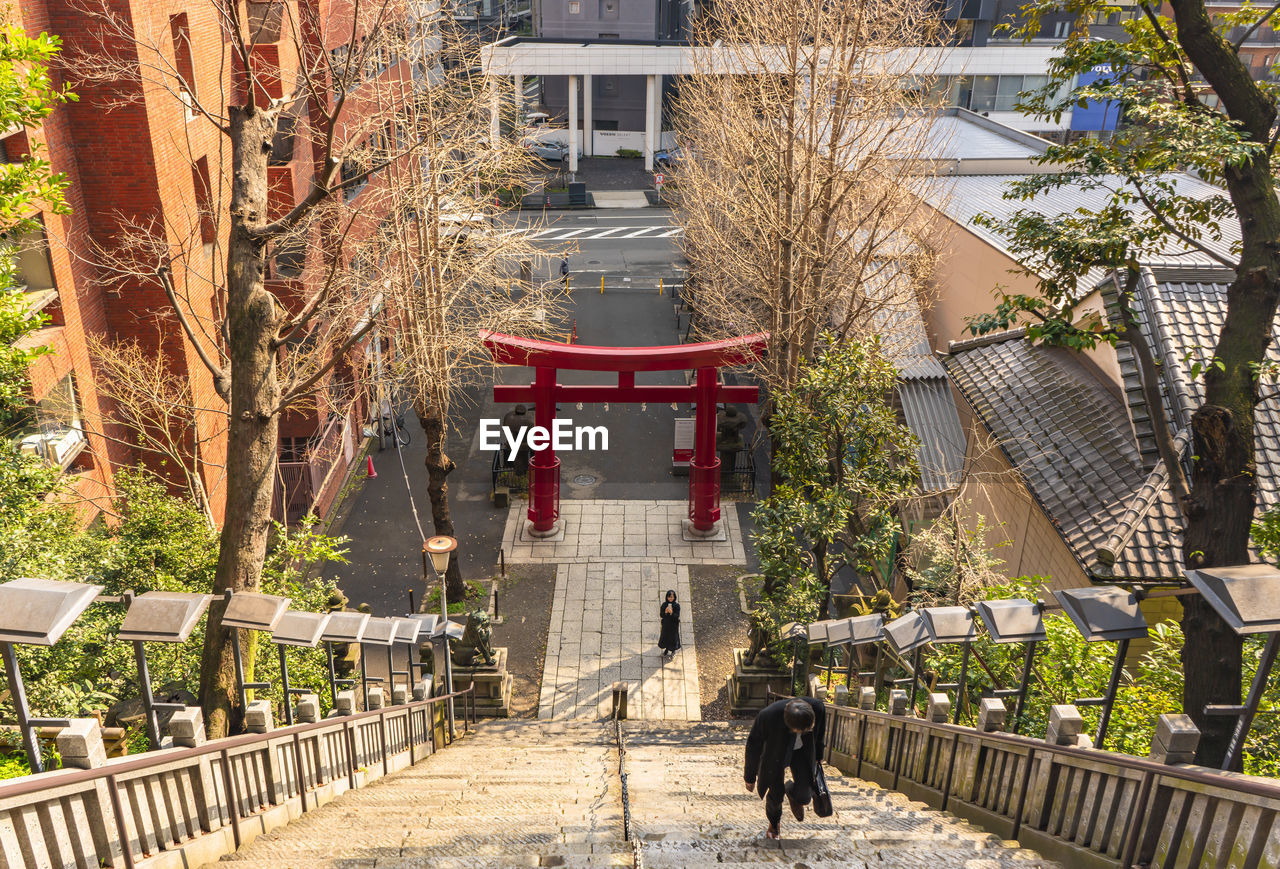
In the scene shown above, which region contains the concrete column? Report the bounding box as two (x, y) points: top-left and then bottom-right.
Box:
(644, 74), (656, 171)
(568, 75), (579, 174)
(583, 74), (593, 156)
(652, 73), (663, 151)
(513, 74), (523, 124)
(489, 77), (500, 148)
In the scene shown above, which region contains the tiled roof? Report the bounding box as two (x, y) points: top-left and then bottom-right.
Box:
(943, 330), (1184, 581)
(1108, 265), (1280, 510)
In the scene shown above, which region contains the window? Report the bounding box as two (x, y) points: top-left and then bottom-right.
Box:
(5, 218), (55, 293)
(599, 0), (618, 18)
(14, 374), (85, 469)
(598, 32), (620, 38)
(246, 1), (283, 42)
(948, 75), (972, 109)
(1053, 20), (1070, 38)
(169, 14), (197, 122)
(593, 119), (619, 130)
(994, 75), (1024, 112)
(270, 110), (298, 164)
(597, 76), (619, 97)
(568, 0), (580, 12)
(969, 75), (998, 112)
(191, 156), (217, 244)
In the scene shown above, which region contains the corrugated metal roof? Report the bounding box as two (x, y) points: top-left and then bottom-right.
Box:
(926, 174), (1239, 293)
(898, 376), (966, 493)
(944, 333), (1184, 581)
(919, 115), (1046, 162)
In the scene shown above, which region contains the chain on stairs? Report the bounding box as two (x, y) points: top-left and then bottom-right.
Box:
(610, 712), (646, 869)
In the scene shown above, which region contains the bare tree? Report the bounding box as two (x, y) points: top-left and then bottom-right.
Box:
(673, 0), (944, 395)
(72, 0), (425, 736)
(362, 18), (567, 601)
(87, 335), (227, 526)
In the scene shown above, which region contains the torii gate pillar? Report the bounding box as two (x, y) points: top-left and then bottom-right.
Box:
(483, 331), (767, 538)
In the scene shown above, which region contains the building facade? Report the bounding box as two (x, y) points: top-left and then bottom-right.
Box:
(5, 0), (407, 527)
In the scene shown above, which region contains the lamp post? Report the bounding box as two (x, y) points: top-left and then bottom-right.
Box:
(424, 535), (458, 727)
(974, 598), (1047, 734)
(1187, 565), (1280, 770)
(1054, 585), (1149, 749)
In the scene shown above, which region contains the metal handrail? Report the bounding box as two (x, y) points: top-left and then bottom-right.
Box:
(0, 685), (477, 800)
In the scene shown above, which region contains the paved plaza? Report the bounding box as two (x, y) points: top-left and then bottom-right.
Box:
(539, 562), (701, 720)
(501, 499), (747, 565)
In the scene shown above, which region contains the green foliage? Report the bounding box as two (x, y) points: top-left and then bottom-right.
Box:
(1250, 502), (1280, 564)
(965, 0), (1256, 354)
(751, 338), (919, 664)
(0, 24), (75, 428)
(922, 576), (1279, 775)
(0, 473), (351, 775)
(616, 148), (642, 158)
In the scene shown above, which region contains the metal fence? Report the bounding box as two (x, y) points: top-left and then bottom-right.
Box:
(824, 704), (1280, 869)
(0, 687), (476, 869)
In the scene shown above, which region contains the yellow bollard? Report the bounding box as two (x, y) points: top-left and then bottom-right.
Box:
(601, 276), (605, 295)
(659, 277), (664, 296)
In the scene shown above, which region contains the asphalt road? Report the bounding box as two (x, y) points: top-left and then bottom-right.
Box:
(330, 208), (759, 615)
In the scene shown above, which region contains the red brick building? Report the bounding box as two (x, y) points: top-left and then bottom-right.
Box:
(9, 0), (401, 525)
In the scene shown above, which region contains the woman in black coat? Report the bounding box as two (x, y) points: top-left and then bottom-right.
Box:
(658, 589), (681, 657)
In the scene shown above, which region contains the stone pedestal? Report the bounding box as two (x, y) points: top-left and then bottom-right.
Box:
(728, 648), (792, 716)
(451, 647), (513, 718)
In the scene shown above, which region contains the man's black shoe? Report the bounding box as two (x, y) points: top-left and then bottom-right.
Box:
(788, 796), (805, 822)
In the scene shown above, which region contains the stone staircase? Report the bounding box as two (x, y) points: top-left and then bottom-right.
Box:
(220, 720), (1058, 868)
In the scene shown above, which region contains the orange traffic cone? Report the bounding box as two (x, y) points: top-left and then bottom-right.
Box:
(366, 455), (377, 478)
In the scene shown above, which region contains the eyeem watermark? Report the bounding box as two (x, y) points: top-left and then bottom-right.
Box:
(479, 419), (609, 461)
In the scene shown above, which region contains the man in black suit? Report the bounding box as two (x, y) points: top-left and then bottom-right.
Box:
(743, 696), (826, 839)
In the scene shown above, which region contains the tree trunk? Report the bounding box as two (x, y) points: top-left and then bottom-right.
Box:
(1182, 405), (1251, 766)
(198, 104), (282, 739)
(1168, 0), (1280, 768)
(419, 402), (465, 603)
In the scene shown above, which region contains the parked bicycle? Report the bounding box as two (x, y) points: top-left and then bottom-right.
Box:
(377, 398), (411, 450)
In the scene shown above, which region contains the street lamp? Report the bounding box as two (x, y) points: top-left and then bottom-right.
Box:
(921, 606), (979, 724)
(0, 577), (102, 772)
(422, 535), (458, 725)
(1054, 585), (1149, 749)
(1187, 564), (1280, 769)
(973, 598), (1046, 734)
(884, 610), (931, 716)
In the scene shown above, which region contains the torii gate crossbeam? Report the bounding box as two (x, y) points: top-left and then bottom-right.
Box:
(482, 331), (767, 536)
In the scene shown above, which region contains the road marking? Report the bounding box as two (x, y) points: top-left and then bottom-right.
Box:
(656, 228), (683, 237)
(550, 228), (595, 239)
(584, 227), (629, 238)
(617, 226), (669, 238)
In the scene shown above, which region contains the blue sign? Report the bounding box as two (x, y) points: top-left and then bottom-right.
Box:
(1070, 65), (1122, 132)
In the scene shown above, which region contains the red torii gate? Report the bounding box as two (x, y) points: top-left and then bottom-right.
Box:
(482, 331), (768, 537)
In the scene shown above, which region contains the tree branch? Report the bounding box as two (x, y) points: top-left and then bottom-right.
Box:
(158, 263), (231, 399)
(276, 312), (380, 410)
(1130, 176), (1240, 269)
(1233, 0), (1280, 49)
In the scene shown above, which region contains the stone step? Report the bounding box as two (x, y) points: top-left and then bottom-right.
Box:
(221, 720), (1057, 869)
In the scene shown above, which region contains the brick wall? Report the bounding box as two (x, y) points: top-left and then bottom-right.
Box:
(8, 0), (390, 526)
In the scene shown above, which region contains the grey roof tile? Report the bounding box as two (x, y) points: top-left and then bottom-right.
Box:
(943, 333), (1184, 581)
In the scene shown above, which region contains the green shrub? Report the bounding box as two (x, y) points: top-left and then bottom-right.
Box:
(615, 148), (642, 158)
